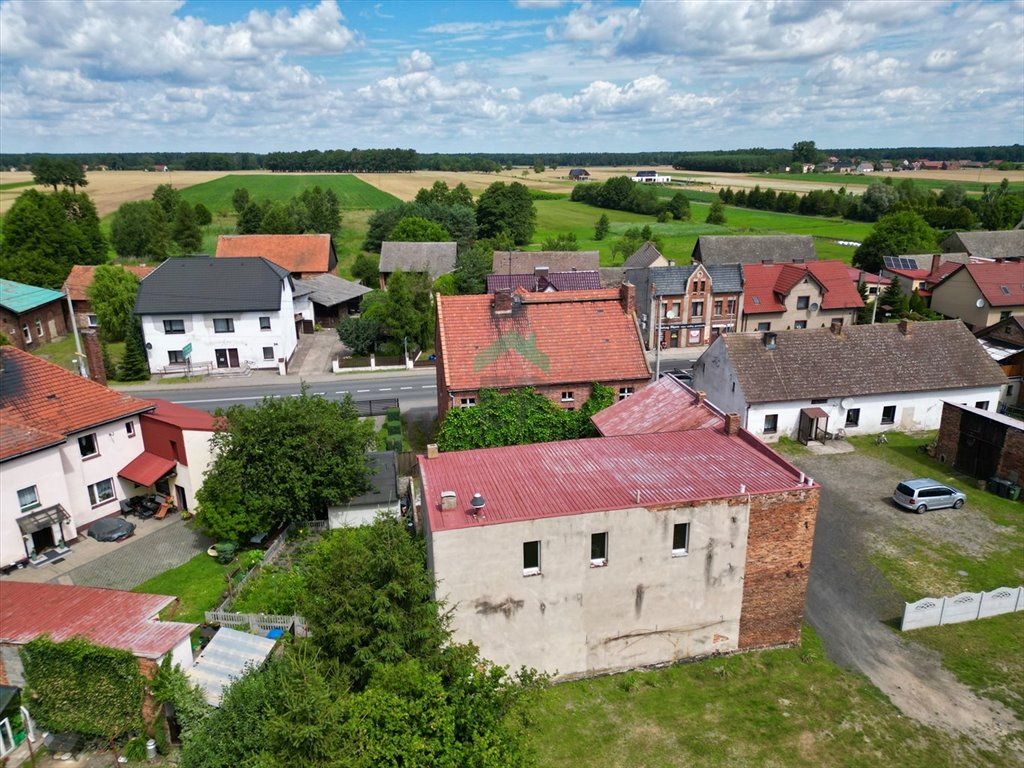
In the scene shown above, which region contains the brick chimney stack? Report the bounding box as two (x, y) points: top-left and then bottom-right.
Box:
(830, 319), (844, 335)
(898, 319), (912, 336)
(724, 413), (741, 435)
(81, 329), (107, 386)
(426, 443), (439, 459)
(930, 253), (941, 276)
(620, 281), (636, 316)
(493, 290), (513, 316)
(696, 390), (707, 404)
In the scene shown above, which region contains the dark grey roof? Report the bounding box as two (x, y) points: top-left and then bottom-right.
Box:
(598, 267), (624, 288)
(720, 320), (1006, 404)
(379, 242), (457, 279)
(623, 241), (667, 269)
(693, 235), (817, 265)
(492, 251), (600, 274)
(941, 230), (1024, 260)
(627, 264), (743, 304)
(296, 274), (371, 307)
(486, 271), (602, 293)
(347, 451), (398, 508)
(134, 257), (290, 315)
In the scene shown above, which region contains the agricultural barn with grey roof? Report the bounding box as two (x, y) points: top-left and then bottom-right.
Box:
(693, 319), (1006, 443)
(941, 230), (1024, 261)
(378, 241), (457, 289)
(296, 273), (372, 326)
(492, 250), (600, 275)
(692, 236), (817, 266)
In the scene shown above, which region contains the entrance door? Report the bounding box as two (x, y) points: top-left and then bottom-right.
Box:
(31, 525), (56, 554)
(215, 349), (240, 368)
(176, 486), (188, 512)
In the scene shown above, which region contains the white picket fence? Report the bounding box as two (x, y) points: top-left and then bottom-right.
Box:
(204, 611), (309, 637)
(901, 586), (1024, 631)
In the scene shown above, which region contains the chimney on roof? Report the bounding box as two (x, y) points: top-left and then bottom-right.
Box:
(898, 319), (912, 336)
(830, 319), (843, 335)
(440, 491), (457, 511)
(930, 254), (941, 275)
(426, 443), (439, 459)
(725, 413), (741, 435)
(81, 329), (107, 386)
(493, 289), (513, 316)
(620, 281), (636, 316)
(696, 390), (707, 404)
(762, 331), (777, 350)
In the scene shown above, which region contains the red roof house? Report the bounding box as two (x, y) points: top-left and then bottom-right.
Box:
(434, 285), (650, 416)
(63, 265), (155, 331)
(216, 234), (338, 277)
(741, 260), (863, 331)
(417, 399), (818, 678)
(591, 376), (724, 436)
(930, 261), (1024, 330)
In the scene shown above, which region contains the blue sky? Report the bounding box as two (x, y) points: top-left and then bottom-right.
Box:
(1, 0), (1021, 154)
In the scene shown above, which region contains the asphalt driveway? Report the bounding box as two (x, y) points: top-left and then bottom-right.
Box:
(791, 448), (1020, 755)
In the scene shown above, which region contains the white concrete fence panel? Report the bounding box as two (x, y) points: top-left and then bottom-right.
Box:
(902, 586), (1024, 631)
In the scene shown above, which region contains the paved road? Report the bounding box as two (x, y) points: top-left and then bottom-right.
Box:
(127, 369), (439, 412)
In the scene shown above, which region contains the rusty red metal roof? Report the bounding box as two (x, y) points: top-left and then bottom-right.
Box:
(0, 582), (196, 659)
(118, 451), (177, 486)
(419, 429), (810, 532)
(143, 399), (219, 431)
(592, 377), (725, 436)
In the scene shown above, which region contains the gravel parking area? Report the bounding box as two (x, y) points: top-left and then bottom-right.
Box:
(790, 448), (1021, 753)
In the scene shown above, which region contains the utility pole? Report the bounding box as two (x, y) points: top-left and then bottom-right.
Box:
(64, 290), (87, 377)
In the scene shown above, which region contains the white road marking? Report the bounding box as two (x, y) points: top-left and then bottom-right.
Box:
(379, 388), (392, 391)
(357, 389), (370, 393)
(400, 386), (412, 390)
(421, 385), (437, 389)
(174, 396), (266, 404)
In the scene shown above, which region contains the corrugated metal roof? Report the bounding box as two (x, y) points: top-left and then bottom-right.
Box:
(187, 627), (278, 706)
(0, 582), (196, 659)
(592, 377), (725, 436)
(0, 280), (64, 314)
(419, 429), (809, 532)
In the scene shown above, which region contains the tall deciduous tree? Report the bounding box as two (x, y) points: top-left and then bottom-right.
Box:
(666, 192), (691, 221)
(31, 157), (87, 192)
(172, 199), (203, 254)
(853, 210), (936, 273)
(86, 265), (140, 342)
(195, 390), (374, 541)
(706, 199), (727, 225)
(791, 140), (821, 165)
(476, 181), (536, 245)
(151, 183), (182, 219)
(594, 213), (610, 240)
(111, 200), (168, 261)
(453, 243), (491, 295)
(388, 216), (449, 242)
(351, 252), (380, 287)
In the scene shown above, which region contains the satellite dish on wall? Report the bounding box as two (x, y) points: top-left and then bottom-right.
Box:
(975, 298), (986, 308)
(840, 397), (854, 409)
(810, 302), (819, 311)
(666, 311), (677, 319)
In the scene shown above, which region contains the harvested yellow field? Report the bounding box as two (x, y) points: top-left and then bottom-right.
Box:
(0, 169), (257, 217)
(352, 169), (571, 202)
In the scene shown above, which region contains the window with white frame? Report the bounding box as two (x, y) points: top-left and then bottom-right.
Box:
(259, 316), (272, 330)
(87, 478), (115, 506)
(17, 486), (40, 511)
(87, 314), (99, 327)
(618, 387), (634, 400)
(796, 296), (810, 310)
(125, 421), (135, 437)
(460, 397), (476, 408)
(561, 391), (574, 402)
(523, 540), (541, 576)
(590, 532), (608, 567)
(213, 318), (235, 333)
(35, 319), (43, 337)
(22, 325), (31, 343)
(163, 319), (185, 334)
(78, 433), (98, 458)
(672, 522), (690, 556)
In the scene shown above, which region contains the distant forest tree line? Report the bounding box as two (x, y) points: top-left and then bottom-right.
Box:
(2, 144), (1020, 175)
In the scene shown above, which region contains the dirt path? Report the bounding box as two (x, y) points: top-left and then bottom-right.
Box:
(792, 450), (1021, 755)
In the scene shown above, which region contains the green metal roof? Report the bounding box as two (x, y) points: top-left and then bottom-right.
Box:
(0, 279), (65, 314)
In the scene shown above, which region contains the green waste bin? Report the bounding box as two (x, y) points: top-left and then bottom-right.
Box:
(1008, 484), (1021, 501)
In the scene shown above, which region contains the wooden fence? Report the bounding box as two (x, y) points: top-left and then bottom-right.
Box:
(204, 611), (309, 637)
(901, 586), (1024, 631)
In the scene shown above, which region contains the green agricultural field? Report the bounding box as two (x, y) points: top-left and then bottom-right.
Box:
(177, 174), (400, 214)
(528, 625), (1009, 767)
(0, 180), (34, 191)
(759, 172), (1023, 194)
(531, 199), (872, 266)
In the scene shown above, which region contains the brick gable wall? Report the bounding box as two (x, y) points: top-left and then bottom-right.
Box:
(738, 487), (819, 649)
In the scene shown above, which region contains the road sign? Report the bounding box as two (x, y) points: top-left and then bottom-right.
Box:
(182, 342), (193, 359)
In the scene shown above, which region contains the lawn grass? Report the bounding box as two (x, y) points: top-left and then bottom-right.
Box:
(31, 334), (124, 373)
(178, 174), (399, 215)
(528, 625), (1004, 767)
(133, 551), (231, 624)
(0, 180), (34, 191)
(846, 431), (1024, 721)
(531, 198), (873, 266)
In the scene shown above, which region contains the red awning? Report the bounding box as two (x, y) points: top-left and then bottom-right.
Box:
(801, 407), (829, 419)
(118, 452), (176, 487)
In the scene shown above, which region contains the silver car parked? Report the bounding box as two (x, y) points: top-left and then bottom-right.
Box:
(892, 478), (966, 514)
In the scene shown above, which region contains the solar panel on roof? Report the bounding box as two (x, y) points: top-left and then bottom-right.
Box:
(883, 256), (919, 270)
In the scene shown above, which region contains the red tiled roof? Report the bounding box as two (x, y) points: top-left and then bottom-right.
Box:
(143, 399), (218, 431)
(0, 347), (154, 461)
(592, 377), (725, 436)
(0, 582), (196, 659)
(742, 261), (864, 315)
(63, 265), (155, 302)
(216, 234), (334, 274)
(945, 262), (1024, 307)
(419, 429), (809, 532)
(845, 268), (891, 287)
(118, 451), (177, 486)
(436, 288), (650, 392)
